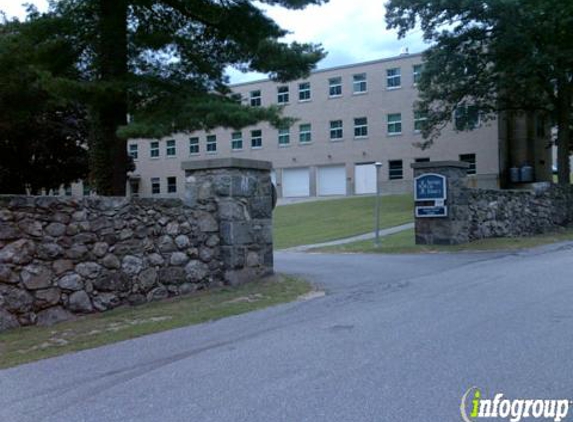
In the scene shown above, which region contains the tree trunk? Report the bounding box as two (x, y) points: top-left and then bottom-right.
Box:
(91, 0), (129, 196)
(556, 78), (571, 186)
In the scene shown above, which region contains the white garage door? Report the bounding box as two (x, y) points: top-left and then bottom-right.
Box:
(355, 163), (377, 194)
(282, 168), (310, 197)
(317, 165), (346, 196)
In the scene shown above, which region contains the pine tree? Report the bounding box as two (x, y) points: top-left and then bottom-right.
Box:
(24, 0), (328, 195)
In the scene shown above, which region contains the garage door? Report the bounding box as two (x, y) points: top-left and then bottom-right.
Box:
(355, 163), (377, 194)
(317, 165), (346, 196)
(282, 167), (310, 197)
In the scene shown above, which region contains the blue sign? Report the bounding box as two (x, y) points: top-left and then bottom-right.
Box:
(415, 206), (448, 218)
(414, 173), (447, 201)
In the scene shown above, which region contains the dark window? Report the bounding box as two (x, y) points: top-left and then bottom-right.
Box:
(415, 158), (430, 163)
(167, 177), (177, 193)
(455, 105), (480, 130)
(151, 177), (161, 194)
(389, 160), (403, 180)
(459, 154), (476, 175)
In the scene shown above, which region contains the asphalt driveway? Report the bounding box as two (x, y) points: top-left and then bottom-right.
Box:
(2, 243), (573, 421)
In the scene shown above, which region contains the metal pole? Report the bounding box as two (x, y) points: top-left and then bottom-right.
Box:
(374, 162), (382, 247)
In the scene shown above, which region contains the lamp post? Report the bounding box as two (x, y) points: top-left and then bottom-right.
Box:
(374, 162), (383, 247)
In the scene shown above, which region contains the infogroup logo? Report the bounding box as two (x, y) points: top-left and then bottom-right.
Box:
(460, 387), (571, 422)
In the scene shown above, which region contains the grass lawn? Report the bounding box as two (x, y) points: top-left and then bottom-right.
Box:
(0, 274), (312, 369)
(314, 227), (573, 254)
(273, 195), (413, 249)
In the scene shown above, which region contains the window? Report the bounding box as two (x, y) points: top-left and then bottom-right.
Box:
(330, 120), (343, 140)
(299, 82), (311, 101)
(354, 117), (368, 138)
(387, 68), (401, 89)
(83, 183), (92, 197)
(413, 64), (423, 84)
(389, 160), (403, 180)
(278, 128), (290, 146)
(64, 185), (72, 196)
(329, 77), (342, 97)
(250, 90), (261, 107)
(167, 177), (177, 194)
(387, 113), (402, 135)
(251, 130), (262, 149)
(206, 135), (217, 153)
(353, 73), (367, 94)
(415, 157), (430, 163)
(455, 105), (480, 130)
(166, 139), (176, 157)
(277, 86), (289, 104)
(231, 131), (243, 151)
(189, 137), (199, 155)
(128, 143), (138, 160)
(150, 141), (159, 158)
(299, 123), (312, 143)
(460, 154), (477, 175)
(151, 177), (161, 195)
(414, 111), (428, 132)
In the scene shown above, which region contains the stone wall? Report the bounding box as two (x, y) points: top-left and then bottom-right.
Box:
(468, 184), (573, 240)
(0, 159), (274, 331)
(413, 161), (573, 245)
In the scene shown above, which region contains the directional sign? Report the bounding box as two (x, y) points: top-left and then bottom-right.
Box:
(414, 173), (447, 201)
(415, 206), (448, 218)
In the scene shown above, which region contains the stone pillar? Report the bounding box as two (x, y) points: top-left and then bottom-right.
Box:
(182, 158), (274, 285)
(411, 161), (471, 245)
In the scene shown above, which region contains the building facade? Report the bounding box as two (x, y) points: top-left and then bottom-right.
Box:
(123, 52), (549, 198)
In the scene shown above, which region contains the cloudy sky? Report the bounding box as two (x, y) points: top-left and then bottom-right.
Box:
(0, 0), (426, 83)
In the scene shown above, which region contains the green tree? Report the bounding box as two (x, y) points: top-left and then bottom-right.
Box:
(0, 17), (89, 194)
(19, 0), (328, 195)
(385, 0), (573, 184)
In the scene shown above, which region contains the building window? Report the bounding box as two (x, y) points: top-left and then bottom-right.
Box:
(150, 141), (160, 158)
(251, 130), (262, 149)
(167, 177), (177, 193)
(278, 128), (290, 146)
(387, 68), (401, 89)
(299, 82), (311, 101)
(460, 154), (477, 175)
(354, 117), (368, 138)
(415, 157), (430, 163)
(231, 131), (243, 151)
(414, 111), (428, 132)
(206, 135), (217, 153)
(250, 90), (261, 107)
(299, 123), (312, 143)
(277, 86), (289, 104)
(353, 73), (367, 94)
(455, 105), (480, 130)
(64, 185), (72, 196)
(83, 183), (92, 197)
(329, 77), (342, 97)
(330, 120), (343, 140)
(413, 64), (423, 84)
(387, 113), (402, 135)
(166, 139), (176, 157)
(389, 160), (403, 180)
(151, 177), (161, 194)
(189, 137), (199, 155)
(128, 143), (138, 160)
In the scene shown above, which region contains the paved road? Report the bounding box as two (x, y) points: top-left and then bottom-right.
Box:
(2, 243), (573, 422)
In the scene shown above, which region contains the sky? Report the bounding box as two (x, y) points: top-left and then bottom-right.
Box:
(0, 0), (427, 83)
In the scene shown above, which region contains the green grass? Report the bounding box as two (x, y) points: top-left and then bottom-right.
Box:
(273, 195), (413, 249)
(0, 275), (312, 369)
(314, 227), (573, 254)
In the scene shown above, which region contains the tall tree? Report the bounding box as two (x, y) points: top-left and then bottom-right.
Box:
(0, 16), (88, 194)
(385, 0), (573, 184)
(22, 0), (328, 195)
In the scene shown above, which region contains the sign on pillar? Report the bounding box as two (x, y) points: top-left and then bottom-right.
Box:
(414, 173), (448, 218)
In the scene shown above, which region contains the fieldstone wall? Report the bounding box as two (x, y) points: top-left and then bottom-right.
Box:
(0, 159), (274, 331)
(468, 184), (573, 240)
(413, 161), (573, 245)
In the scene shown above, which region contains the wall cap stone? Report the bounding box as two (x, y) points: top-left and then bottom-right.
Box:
(182, 158), (272, 172)
(411, 160), (470, 170)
